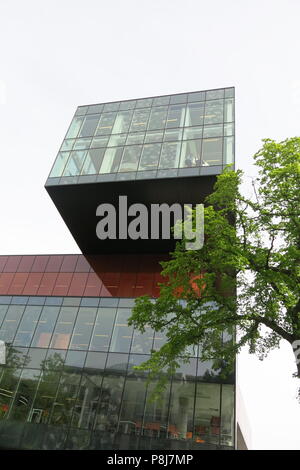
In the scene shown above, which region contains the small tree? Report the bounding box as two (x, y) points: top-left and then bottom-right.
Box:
(128, 137), (300, 394)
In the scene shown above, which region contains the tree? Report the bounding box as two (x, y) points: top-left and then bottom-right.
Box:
(128, 137), (300, 395)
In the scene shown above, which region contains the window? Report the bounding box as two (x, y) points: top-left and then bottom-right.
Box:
(129, 109), (150, 132)
(78, 115), (100, 137)
(50, 306), (78, 350)
(0, 305), (25, 343)
(31, 306), (60, 348)
(112, 111), (133, 134)
(81, 149), (105, 175)
(202, 138), (222, 166)
(148, 106), (168, 130)
(89, 307), (117, 352)
(65, 116), (85, 139)
(118, 145), (142, 172)
(99, 147), (124, 174)
(165, 105), (186, 128)
(69, 307), (97, 350)
(185, 103), (205, 127)
(204, 100), (224, 125)
(62, 151), (86, 176)
(96, 112), (117, 135)
(180, 139), (202, 168)
(110, 309), (133, 353)
(138, 144), (161, 171)
(49, 152), (69, 178)
(13, 305), (43, 347)
(159, 142), (181, 169)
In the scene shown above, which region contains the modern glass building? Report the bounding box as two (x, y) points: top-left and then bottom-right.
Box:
(0, 88), (245, 450)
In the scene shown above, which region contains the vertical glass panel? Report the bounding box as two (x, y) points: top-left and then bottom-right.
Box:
(188, 91), (205, 102)
(107, 134), (127, 147)
(183, 127), (202, 140)
(110, 309), (134, 353)
(112, 110), (133, 134)
(49, 152), (70, 178)
(185, 103), (205, 127)
(85, 352), (107, 371)
(62, 151), (86, 176)
(73, 138), (91, 150)
(225, 88), (234, 98)
(143, 380), (171, 438)
(170, 94), (187, 104)
(106, 353), (128, 373)
(50, 370), (81, 427)
(224, 98), (234, 122)
(153, 96), (170, 106)
(65, 116), (84, 139)
(29, 370), (61, 425)
(127, 354), (150, 377)
(173, 358), (197, 380)
(90, 308), (117, 352)
(0, 305), (25, 343)
(204, 100), (224, 125)
(118, 145), (142, 172)
(126, 132), (145, 145)
(166, 104), (186, 128)
(152, 330), (168, 351)
(44, 349), (66, 370)
(224, 123), (234, 136)
(202, 138), (223, 166)
(168, 381), (195, 440)
(71, 370), (104, 430)
(96, 112), (117, 135)
(103, 102), (119, 112)
(138, 143), (161, 171)
(144, 131), (164, 143)
(31, 306), (60, 348)
(65, 350), (86, 368)
(93, 374), (125, 433)
(75, 106), (88, 116)
(81, 148), (105, 175)
(221, 385), (234, 447)
(13, 305), (42, 347)
(203, 125), (223, 138)
(118, 376), (147, 436)
(0, 367), (22, 420)
(60, 139), (74, 151)
(148, 106), (168, 130)
(119, 100), (136, 110)
(26, 348), (47, 369)
(50, 306), (78, 350)
(130, 325), (154, 354)
(0, 304), (9, 328)
(99, 147), (124, 174)
(129, 109), (150, 132)
(224, 136), (234, 165)
(163, 128), (183, 142)
(90, 136), (109, 148)
(159, 141), (181, 169)
(194, 383), (221, 446)
(136, 98), (153, 108)
(79, 114), (100, 137)
(9, 369), (41, 422)
(206, 89), (224, 100)
(69, 307), (97, 350)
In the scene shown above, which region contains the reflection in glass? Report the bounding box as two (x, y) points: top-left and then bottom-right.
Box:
(13, 306), (42, 347)
(119, 100), (136, 110)
(50, 371), (81, 427)
(79, 115), (100, 138)
(159, 141), (181, 169)
(103, 102), (119, 112)
(180, 139), (201, 168)
(203, 125), (223, 138)
(224, 137), (234, 165)
(0, 367), (22, 420)
(188, 91), (205, 102)
(112, 111), (133, 134)
(130, 109), (150, 132)
(96, 113), (117, 135)
(168, 381), (195, 439)
(206, 89), (224, 100)
(153, 96), (170, 106)
(99, 147), (124, 174)
(202, 138), (222, 166)
(138, 144), (161, 171)
(31, 306), (60, 348)
(70, 307), (97, 350)
(224, 98), (234, 122)
(148, 106), (168, 130)
(204, 100), (224, 125)
(90, 136), (109, 148)
(118, 145), (142, 172)
(165, 105), (186, 128)
(170, 94), (187, 104)
(126, 132), (145, 145)
(0, 305), (25, 343)
(73, 138), (92, 150)
(65, 350), (86, 368)
(164, 128), (183, 142)
(65, 116), (84, 139)
(107, 134), (127, 147)
(130, 325), (154, 354)
(29, 370), (60, 425)
(87, 104), (103, 114)
(221, 385), (234, 446)
(93, 374), (125, 432)
(60, 139), (74, 151)
(136, 98), (153, 108)
(144, 131), (164, 143)
(224, 123), (234, 136)
(81, 149), (105, 175)
(63, 151), (86, 176)
(26, 348), (47, 369)
(183, 127), (202, 140)
(143, 380), (171, 438)
(110, 309), (133, 353)
(90, 308), (117, 352)
(0, 305), (9, 329)
(185, 103), (205, 127)
(118, 377), (146, 436)
(194, 383), (221, 445)
(72, 370), (104, 430)
(9, 369), (41, 422)
(49, 152), (70, 178)
(50, 307), (78, 350)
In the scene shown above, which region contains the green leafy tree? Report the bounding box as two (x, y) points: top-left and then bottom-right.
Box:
(128, 137), (300, 395)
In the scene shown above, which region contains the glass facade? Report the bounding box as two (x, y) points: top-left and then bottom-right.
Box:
(47, 88), (235, 185)
(0, 295), (234, 450)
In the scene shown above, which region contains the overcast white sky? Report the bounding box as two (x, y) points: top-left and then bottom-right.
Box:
(0, 0), (300, 450)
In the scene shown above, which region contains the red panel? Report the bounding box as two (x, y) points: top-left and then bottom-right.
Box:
(17, 256), (36, 272)
(137, 271), (154, 281)
(3, 256), (22, 272)
(103, 272), (120, 282)
(52, 273), (73, 296)
(45, 255), (64, 272)
(0, 273), (14, 294)
(0, 256), (8, 273)
(68, 273), (89, 296)
(8, 273), (29, 295)
(120, 254), (139, 273)
(134, 280), (154, 297)
(100, 282), (119, 297)
(60, 255), (79, 272)
(23, 273), (43, 295)
(83, 273), (103, 297)
(31, 256), (50, 272)
(117, 278), (136, 297)
(37, 273), (59, 295)
(152, 286), (161, 298)
(75, 256), (92, 272)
